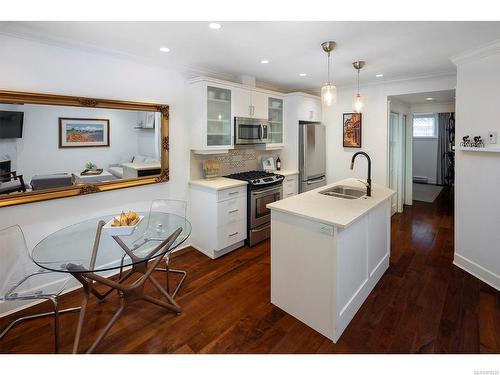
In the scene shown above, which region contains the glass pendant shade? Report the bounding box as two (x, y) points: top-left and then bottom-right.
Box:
(321, 84), (337, 107)
(353, 94), (363, 113)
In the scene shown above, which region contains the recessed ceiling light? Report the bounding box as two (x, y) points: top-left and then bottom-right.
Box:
(260, 60), (269, 64)
(299, 73), (307, 77)
(209, 22), (221, 30)
(159, 47), (170, 53)
(375, 74), (384, 78)
(426, 97), (433, 101)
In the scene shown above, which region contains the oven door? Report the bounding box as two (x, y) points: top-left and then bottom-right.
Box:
(235, 117), (269, 144)
(250, 185), (282, 228)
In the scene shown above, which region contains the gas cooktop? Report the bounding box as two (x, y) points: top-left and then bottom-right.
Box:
(225, 170), (284, 188)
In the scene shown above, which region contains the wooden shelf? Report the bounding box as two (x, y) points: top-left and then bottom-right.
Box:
(459, 146), (500, 153)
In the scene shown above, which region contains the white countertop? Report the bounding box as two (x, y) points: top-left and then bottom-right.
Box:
(189, 177), (247, 190)
(267, 178), (395, 228)
(267, 169), (299, 177)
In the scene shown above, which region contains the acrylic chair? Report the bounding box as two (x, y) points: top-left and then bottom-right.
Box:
(118, 199), (188, 298)
(0, 225), (80, 353)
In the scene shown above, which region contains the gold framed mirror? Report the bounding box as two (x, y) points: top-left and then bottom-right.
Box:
(0, 90), (170, 208)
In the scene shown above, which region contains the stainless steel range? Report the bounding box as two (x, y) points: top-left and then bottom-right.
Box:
(225, 170), (284, 246)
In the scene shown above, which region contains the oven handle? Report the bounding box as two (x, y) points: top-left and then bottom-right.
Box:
(251, 186), (282, 196)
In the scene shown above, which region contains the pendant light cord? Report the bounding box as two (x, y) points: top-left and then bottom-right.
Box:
(327, 51), (331, 85)
(357, 68), (360, 96)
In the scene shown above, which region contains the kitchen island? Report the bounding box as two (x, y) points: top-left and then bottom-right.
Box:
(267, 178), (395, 342)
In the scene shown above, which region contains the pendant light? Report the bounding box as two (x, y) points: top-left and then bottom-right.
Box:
(352, 60), (365, 113)
(321, 41), (337, 107)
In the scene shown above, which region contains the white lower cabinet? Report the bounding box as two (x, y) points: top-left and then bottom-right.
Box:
(282, 173), (299, 198)
(190, 184), (247, 259)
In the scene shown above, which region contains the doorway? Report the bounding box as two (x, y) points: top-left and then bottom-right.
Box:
(388, 90), (455, 212)
(389, 111), (406, 215)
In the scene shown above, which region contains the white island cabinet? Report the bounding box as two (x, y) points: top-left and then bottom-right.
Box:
(267, 178), (395, 342)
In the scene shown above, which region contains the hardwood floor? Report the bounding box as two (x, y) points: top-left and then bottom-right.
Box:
(1, 188), (499, 353)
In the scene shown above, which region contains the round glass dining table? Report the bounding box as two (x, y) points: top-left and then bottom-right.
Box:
(31, 212), (191, 354)
(32, 212), (191, 273)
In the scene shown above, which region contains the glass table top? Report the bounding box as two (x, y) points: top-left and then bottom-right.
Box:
(32, 212), (191, 273)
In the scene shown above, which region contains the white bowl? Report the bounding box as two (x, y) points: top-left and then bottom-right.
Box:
(103, 215), (144, 236)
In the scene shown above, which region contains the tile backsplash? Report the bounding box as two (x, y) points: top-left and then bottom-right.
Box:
(190, 147), (281, 179)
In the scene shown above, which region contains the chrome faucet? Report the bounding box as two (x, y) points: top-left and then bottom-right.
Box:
(350, 151), (372, 197)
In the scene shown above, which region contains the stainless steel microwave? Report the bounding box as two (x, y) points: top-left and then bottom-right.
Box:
(234, 117), (270, 145)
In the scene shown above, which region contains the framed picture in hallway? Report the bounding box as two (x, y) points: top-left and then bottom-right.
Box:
(59, 118), (110, 148)
(343, 113), (362, 148)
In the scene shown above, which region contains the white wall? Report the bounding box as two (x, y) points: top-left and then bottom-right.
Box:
(453, 49), (500, 291)
(0, 34), (191, 314)
(323, 75), (456, 186)
(0, 103), (153, 183)
(413, 137), (438, 183)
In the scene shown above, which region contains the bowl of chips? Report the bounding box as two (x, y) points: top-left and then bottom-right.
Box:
(103, 210), (144, 236)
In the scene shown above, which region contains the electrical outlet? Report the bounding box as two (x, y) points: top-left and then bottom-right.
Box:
(489, 131), (498, 144)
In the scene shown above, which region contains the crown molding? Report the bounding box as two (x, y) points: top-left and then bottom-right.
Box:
(450, 38), (500, 65)
(335, 71), (456, 91)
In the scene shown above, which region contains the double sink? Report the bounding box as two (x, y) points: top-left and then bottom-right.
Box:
(319, 185), (366, 200)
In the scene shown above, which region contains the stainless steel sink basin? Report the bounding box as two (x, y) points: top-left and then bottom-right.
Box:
(319, 185), (366, 199)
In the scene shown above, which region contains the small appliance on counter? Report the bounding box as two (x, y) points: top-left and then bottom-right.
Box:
(224, 170), (284, 246)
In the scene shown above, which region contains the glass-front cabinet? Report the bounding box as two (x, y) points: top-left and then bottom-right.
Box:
(206, 86), (232, 147)
(268, 97), (283, 145)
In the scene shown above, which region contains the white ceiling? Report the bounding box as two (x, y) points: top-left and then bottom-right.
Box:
(1, 21), (500, 92)
(391, 89), (456, 105)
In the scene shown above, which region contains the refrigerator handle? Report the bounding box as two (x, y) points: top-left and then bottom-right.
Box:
(306, 176), (326, 185)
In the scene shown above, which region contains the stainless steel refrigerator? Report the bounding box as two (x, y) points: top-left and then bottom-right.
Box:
(299, 121), (326, 193)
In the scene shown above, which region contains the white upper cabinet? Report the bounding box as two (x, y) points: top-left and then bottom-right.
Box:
(251, 91), (269, 119)
(268, 97), (284, 145)
(298, 97), (322, 122)
(234, 88), (268, 119)
(190, 80), (234, 153)
(233, 88), (253, 118)
(190, 77), (287, 153)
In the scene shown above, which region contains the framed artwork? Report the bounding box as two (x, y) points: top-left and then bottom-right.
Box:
(59, 118), (110, 148)
(343, 113), (362, 148)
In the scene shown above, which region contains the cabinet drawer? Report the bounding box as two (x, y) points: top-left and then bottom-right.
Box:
(217, 197), (246, 226)
(283, 177), (298, 198)
(217, 186), (246, 201)
(217, 220), (246, 250)
(284, 175), (298, 183)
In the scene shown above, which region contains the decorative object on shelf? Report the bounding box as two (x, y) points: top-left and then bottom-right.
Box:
(80, 168), (103, 176)
(86, 161), (96, 170)
(203, 159), (221, 179)
(352, 61), (366, 113)
(262, 156), (276, 171)
(59, 118), (110, 148)
(343, 113), (362, 148)
(320, 41), (337, 107)
(460, 135), (485, 148)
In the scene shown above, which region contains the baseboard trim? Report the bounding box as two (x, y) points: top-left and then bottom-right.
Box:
(453, 253), (500, 291)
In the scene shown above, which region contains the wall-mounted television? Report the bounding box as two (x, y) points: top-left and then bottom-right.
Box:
(0, 110), (24, 139)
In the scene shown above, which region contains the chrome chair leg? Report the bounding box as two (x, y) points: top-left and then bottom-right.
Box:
(0, 296), (80, 353)
(154, 257), (187, 299)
